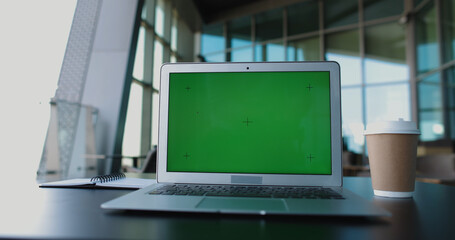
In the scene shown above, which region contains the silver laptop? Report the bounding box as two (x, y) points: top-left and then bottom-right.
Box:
(102, 61), (389, 216)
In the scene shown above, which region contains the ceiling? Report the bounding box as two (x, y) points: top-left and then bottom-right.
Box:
(191, 0), (266, 24)
(189, 0), (308, 26)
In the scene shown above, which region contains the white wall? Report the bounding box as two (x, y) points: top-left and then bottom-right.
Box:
(0, 0), (76, 184)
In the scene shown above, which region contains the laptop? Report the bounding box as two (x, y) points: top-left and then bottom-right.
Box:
(102, 61), (389, 217)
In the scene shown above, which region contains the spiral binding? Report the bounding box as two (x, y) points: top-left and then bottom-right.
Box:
(90, 172), (126, 183)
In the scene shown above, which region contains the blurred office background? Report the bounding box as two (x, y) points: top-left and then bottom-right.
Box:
(1, 0), (454, 183)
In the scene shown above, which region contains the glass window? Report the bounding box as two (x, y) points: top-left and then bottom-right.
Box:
(441, 0), (455, 63)
(255, 42), (285, 61)
(445, 67), (455, 139)
(201, 23), (225, 54)
(325, 30), (361, 86)
(153, 41), (163, 89)
(231, 47), (253, 62)
(133, 27), (145, 81)
(204, 53), (225, 62)
(155, 0), (165, 37)
(420, 111), (445, 141)
(141, 1), (147, 19)
(418, 72), (444, 141)
(365, 23), (408, 83)
(287, 37), (320, 61)
(287, 0), (318, 36)
(122, 82), (143, 158)
(363, 0), (403, 21)
(177, 18), (195, 61)
(324, 0), (358, 29)
(227, 16), (251, 49)
(366, 83), (411, 123)
(266, 43), (285, 61)
(171, 11), (178, 52)
(418, 73), (441, 110)
(255, 44), (264, 61)
(152, 93), (160, 146)
(415, 2), (439, 74)
(341, 88), (364, 153)
(255, 8), (283, 42)
(142, 0), (155, 23)
(446, 67), (455, 109)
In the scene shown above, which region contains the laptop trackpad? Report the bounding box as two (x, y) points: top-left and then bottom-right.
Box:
(196, 197), (287, 212)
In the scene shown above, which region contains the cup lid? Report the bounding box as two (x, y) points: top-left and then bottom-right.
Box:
(364, 118), (421, 135)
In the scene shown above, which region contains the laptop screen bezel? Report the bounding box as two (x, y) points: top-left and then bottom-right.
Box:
(157, 62), (342, 187)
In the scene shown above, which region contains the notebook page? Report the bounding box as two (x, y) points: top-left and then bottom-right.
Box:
(96, 178), (156, 189)
(40, 178), (95, 187)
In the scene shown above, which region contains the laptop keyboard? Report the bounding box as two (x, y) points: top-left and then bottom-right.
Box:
(149, 184), (345, 200)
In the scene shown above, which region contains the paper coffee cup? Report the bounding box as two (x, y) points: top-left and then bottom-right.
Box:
(364, 119), (420, 198)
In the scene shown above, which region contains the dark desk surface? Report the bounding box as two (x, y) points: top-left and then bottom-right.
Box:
(1, 177), (454, 240)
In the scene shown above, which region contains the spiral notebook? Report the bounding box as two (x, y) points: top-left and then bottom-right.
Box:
(39, 173), (156, 189)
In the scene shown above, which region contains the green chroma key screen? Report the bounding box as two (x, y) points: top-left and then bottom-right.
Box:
(167, 71), (332, 175)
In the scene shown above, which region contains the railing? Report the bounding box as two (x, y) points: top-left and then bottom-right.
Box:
(37, 99), (99, 180)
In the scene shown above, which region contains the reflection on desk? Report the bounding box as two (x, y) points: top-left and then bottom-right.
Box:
(0, 177), (454, 239)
